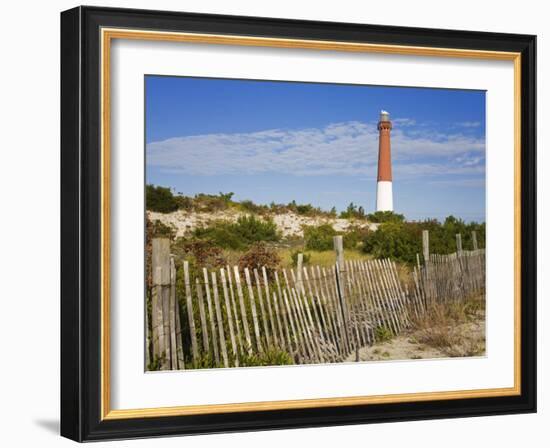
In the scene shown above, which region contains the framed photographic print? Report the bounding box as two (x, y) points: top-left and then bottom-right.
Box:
(60, 6), (536, 442)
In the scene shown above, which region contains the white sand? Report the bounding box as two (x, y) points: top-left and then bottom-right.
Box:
(147, 210), (379, 239)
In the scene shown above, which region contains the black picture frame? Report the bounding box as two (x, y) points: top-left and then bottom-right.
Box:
(61, 5), (536, 442)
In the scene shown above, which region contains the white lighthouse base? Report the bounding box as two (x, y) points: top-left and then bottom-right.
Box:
(376, 181), (393, 212)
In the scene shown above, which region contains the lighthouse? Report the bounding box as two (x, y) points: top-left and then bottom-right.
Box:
(376, 110), (393, 212)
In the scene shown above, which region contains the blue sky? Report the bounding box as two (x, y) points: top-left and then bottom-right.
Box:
(145, 76), (486, 222)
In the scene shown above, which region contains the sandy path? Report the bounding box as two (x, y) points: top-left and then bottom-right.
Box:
(346, 319), (486, 362)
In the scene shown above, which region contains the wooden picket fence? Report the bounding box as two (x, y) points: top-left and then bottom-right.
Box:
(147, 232), (485, 370)
(412, 230), (486, 307)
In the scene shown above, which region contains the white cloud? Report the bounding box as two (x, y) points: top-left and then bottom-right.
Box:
(394, 163), (484, 177)
(392, 118), (416, 126)
(428, 178), (485, 188)
(146, 120), (485, 178)
(456, 121), (481, 128)
(455, 155), (483, 167)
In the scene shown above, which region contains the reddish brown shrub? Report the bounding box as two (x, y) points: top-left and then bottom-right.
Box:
(237, 242), (281, 274)
(177, 239), (227, 268)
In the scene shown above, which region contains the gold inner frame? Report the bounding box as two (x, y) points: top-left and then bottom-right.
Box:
(100, 28), (522, 420)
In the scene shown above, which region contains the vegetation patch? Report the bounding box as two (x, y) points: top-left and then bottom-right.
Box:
(146, 184), (343, 218)
(193, 215), (280, 250)
(238, 348), (294, 367)
(375, 326), (393, 342)
(303, 224), (337, 251)
(290, 250), (311, 266)
(303, 224), (369, 252)
(339, 202), (366, 219)
(237, 242), (282, 273)
(411, 296), (486, 357)
(366, 210), (405, 223)
(172, 238), (227, 269)
(362, 216), (485, 265)
(146, 184), (179, 213)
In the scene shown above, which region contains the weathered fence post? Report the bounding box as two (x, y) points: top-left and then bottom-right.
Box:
(152, 238), (171, 370)
(211, 272), (229, 368)
(333, 236), (351, 352)
(472, 231), (479, 250)
(169, 256), (178, 369)
(183, 261), (199, 366)
(195, 278), (210, 354)
(145, 289), (151, 369)
(172, 257), (185, 369)
(296, 253), (304, 294)
(221, 268), (239, 366)
(455, 233), (466, 296)
(152, 266), (164, 366)
(422, 230), (432, 304)
(233, 266), (252, 356)
(456, 233), (463, 254)
(422, 230), (430, 264)
(204, 268), (220, 364)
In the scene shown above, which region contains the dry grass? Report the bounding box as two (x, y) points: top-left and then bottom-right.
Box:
(223, 247), (372, 268)
(410, 295), (486, 357)
(276, 248), (372, 268)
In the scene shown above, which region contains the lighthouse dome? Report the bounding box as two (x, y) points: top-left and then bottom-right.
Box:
(380, 110), (390, 121)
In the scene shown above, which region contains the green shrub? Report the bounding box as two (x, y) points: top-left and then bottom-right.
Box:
(439, 216), (485, 252)
(362, 221), (420, 264)
(186, 352), (219, 370)
(193, 193), (230, 212)
(239, 199), (268, 214)
(146, 184), (179, 213)
(375, 326), (393, 342)
(304, 224), (337, 251)
(194, 215), (280, 250)
(290, 250), (311, 266)
(238, 347), (294, 367)
(233, 215), (279, 244)
(269, 202), (287, 214)
(194, 222), (245, 250)
(218, 192), (234, 203)
(147, 354), (165, 371)
(367, 210), (405, 223)
(339, 202), (366, 219)
(295, 203), (315, 215)
(184, 348), (293, 369)
(285, 200), (329, 217)
(342, 226), (369, 250)
(362, 217), (485, 264)
(408, 216), (485, 255)
(174, 195), (193, 210)
(149, 219), (175, 239)
(304, 224), (369, 251)
(147, 186), (340, 218)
